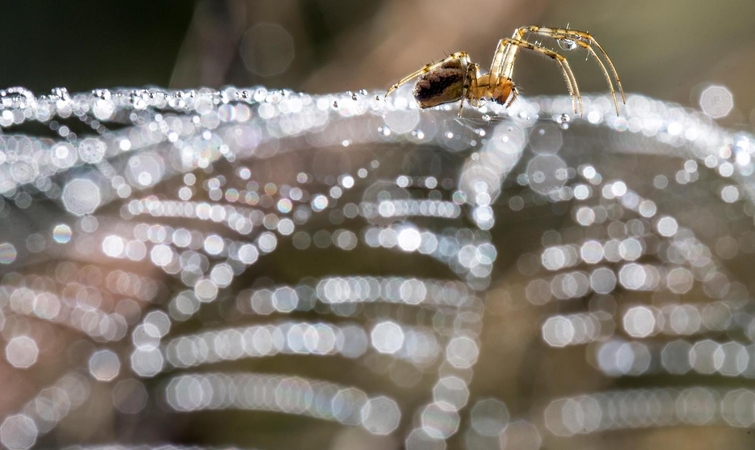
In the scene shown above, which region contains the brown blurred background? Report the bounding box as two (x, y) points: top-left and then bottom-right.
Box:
(0, 0), (753, 127)
(1, 2), (755, 449)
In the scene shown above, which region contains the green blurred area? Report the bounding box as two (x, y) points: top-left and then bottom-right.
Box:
(1, 0), (753, 126)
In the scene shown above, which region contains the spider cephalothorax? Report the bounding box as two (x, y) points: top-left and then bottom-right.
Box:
(386, 26), (625, 118)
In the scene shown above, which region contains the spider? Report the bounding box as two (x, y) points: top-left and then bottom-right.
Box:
(384, 26), (625, 118)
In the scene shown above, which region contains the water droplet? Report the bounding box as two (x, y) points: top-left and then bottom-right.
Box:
(333, 101), (339, 108)
(52, 224), (72, 244)
(359, 89), (368, 95)
(351, 93), (358, 101)
(51, 87), (70, 101)
(482, 114), (491, 122)
(558, 39), (577, 51)
(558, 113), (571, 130)
(92, 89), (111, 100)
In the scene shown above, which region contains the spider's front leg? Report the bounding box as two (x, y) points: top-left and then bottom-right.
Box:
(491, 38), (582, 115)
(513, 26), (625, 114)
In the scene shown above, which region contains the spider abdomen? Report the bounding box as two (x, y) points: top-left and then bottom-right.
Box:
(413, 59), (465, 109)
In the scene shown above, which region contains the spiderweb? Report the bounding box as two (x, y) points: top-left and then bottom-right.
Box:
(0, 85), (754, 449)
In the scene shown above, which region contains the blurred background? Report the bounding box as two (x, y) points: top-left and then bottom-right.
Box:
(0, 0), (753, 126)
(1, 1), (755, 450)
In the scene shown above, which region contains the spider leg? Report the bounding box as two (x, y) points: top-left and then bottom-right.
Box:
(458, 62), (480, 118)
(490, 39), (536, 108)
(489, 39), (508, 91)
(514, 26), (625, 113)
(494, 38), (582, 115)
(506, 85), (519, 109)
(385, 51), (471, 98)
(517, 27), (621, 114)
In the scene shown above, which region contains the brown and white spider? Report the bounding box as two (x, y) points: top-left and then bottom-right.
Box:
(385, 26), (625, 118)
